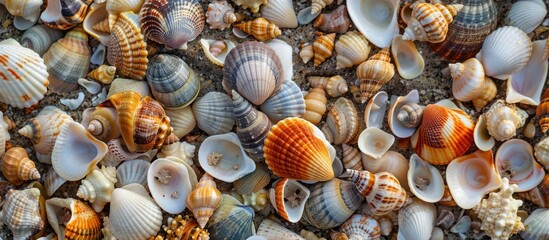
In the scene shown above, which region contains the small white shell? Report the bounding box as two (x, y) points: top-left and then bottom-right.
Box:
(199, 39), (237, 67)
(495, 139), (545, 192)
(397, 199), (436, 240)
(391, 35), (424, 79)
(78, 78), (102, 94)
(506, 0), (547, 34)
(407, 154), (444, 203)
(357, 127), (395, 159)
(147, 158), (193, 214)
(60, 92), (85, 110)
(388, 89), (420, 138)
(77, 166), (117, 212)
(347, 0), (400, 48)
(520, 208), (549, 240)
(260, 0), (297, 28)
(115, 159), (150, 188)
(363, 91), (388, 129)
(485, 100), (528, 141)
(266, 39), (293, 82)
(474, 114), (495, 151)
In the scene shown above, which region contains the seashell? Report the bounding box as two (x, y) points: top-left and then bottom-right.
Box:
(357, 127), (394, 160)
(115, 159), (149, 188)
(397, 199), (437, 240)
(537, 88), (549, 133)
(107, 11), (148, 80)
(106, 0), (144, 30)
(110, 184), (163, 240)
(519, 174), (549, 207)
(164, 106), (196, 139)
(192, 92), (235, 135)
(361, 150), (409, 192)
(0, 188), (44, 240)
(346, 169), (410, 215)
(520, 208), (549, 240)
(506, 0), (547, 34)
(45, 198), (101, 240)
(40, 0), (91, 30)
(474, 114), (495, 151)
(347, 0), (399, 48)
(76, 166), (117, 212)
(495, 139), (545, 192)
(402, 3), (463, 43)
(157, 141), (195, 166)
(342, 144), (363, 171)
(234, 17), (281, 41)
(233, 0), (266, 13)
(260, 79), (306, 123)
(146, 54), (200, 109)
(20, 25), (64, 56)
(387, 89), (420, 138)
(321, 97), (359, 145)
(51, 122), (108, 181)
(186, 174), (222, 228)
(260, 0), (297, 28)
(535, 137), (549, 169)
(313, 5), (350, 33)
(411, 100), (474, 165)
(311, 0), (333, 14)
(335, 31), (370, 69)
(88, 65), (116, 85)
(0, 39), (48, 108)
(339, 214), (381, 239)
(300, 229), (326, 240)
(300, 43), (314, 64)
(524, 119), (536, 139)
(223, 41), (284, 105)
(265, 39), (293, 81)
(256, 218), (303, 239)
(407, 154), (444, 203)
(164, 156), (199, 188)
(264, 117), (335, 181)
(302, 88), (328, 125)
(427, 0), (497, 62)
(208, 194), (255, 239)
(44, 168), (66, 197)
(206, 0), (237, 30)
(101, 138), (157, 167)
(449, 58), (485, 102)
(107, 78), (151, 98)
(60, 91), (85, 110)
(198, 132), (256, 183)
(391, 35), (424, 79)
(147, 158), (193, 214)
(472, 178), (525, 239)
(2, 0), (42, 30)
(92, 87), (108, 107)
(307, 75), (348, 98)
(81, 106), (120, 142)
(157, 215), (210, 240)
(303, 178), (364, 229)
(485, 100), (528, 141)
(200, 39), (237, 66)
(231, 188), (270, 212)
(357, 48), (395, 103)
(232, 91), (271, 161)
(507, 40), (549, 106)
(78, 78), (102, 94)
(2, 147), (40, 185)
(471, 77), (496, 112)
(139, 0), (204, 49)
(90, 43), (106, 65)
(269, 178), (310, 223)
(108, 91), (175, 153)
(83, 3), (110, 45)
(363, 91), (388, 129)
(233, 163), (271, 195)
(313, 33), (336, 67)
(476, 26), (532, 80)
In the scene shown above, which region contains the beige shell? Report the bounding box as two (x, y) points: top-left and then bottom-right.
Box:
(206, 0), (236, 30)
(313, 33), (336, 67)
(20, 25), (63, 56)
(2, 0), (42, 30)
(340, 214), (381, 239)
(0, 188), (44, 240)
(83, 2), (110, 45)
(403, 3), (463, 43)
(260, 0), (297, 28)
(307, 75), (348, 98)
(101, 138), (157, 167)
(391, 34), (424, 80)
(199, 39), (237, 67)
(472, 77), (497, 111)
(232, 0), (267, 13)
(321, 97), (359, 145)
(300, 42), (314, 64)
(485, 100), (528, 141)
(357, 48), (395, 103)
(2, 147), (40, 185)
(88, 65), (116, 84)
(256, 218), (304, 239)
(535, 137), (549, 169)
(397, 199), (437, 240)
(311, 0), (333, 14)
(357, 127), (395, 160)
(361, 150), (409, 192)
(520, 208), (549, 240)
(81, 106), (120, 142)
(164, 106), (196, 139)
(234, 18), (281, 41)
(106, 0), (145, 30)
(107, 78), (151, 98)
(449, 58), (485, 102)
(335, 31), (370, 69)
(341, 144), (363, 171)
(186, 174), (222, 228)
(302, 88), (328, 125)
(76, 166), (117, 212)
(233, 163), (271, 195)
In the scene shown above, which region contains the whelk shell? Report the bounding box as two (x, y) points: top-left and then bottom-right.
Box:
(495, 139), (545, 192)
(506, 0), (547, 34)
(537, 88), (549, 133)
(100, 138), (157, 167)
(313, 33), (336, 67)
(299, 42), (314, 64)
(307, 75), (348, 98)
(0, 188), (44, 240)
(362, 150), (410, 192)
(485, 100), (528, 141)
(76, 166), (117, 212)
(2, 147), (40, 185)
(346, 0), (399, 48)
(341, 144), (363, 171)
(313, 5), (350, 33)
(269, 178), (310, 223)
(192, 92), (235, 136)
(391, 34), (424, 80)
(260, 0), (297, 28)
(402, 2), (463, 43)
(407, 154), (444, 203)
(357, 48), (395, 103)
(83, 2), (109, 45)
(20, 24), (64, 56)
(449, 57), (485, 102)
(206, 0), (237, 30)
(186, 173), (222, 228)
(311, 0), (333, 14)
(535, 137), (549, 169)
(88, 65), (116, 85)
(2, 0), (42, 30)
(234, 17), (281, 41)
(107, 78), (151, 98)
(335, 31), (370, 69)
(45, 198), (101, 240)
(81, 106), (120, 142)
(40, 0), (91, 30)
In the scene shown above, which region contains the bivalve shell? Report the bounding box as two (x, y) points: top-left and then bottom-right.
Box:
(347, 0), (399, 48)
(520, 208), (549, 240)
(260, 0), (297, 28)
(40, 0), (91, 30)
(506, 0), (547, 34)
(495, 139), (545, 192)
(364, 91), (388, 129)
(397, 199), (437, 240)
(260, 79), (305, 123)
(407, 154), (444, 203)
(342, 144), (363, 171)
(233, 163), (271, 195)
(208, 194), (255, 239)
(340, 214), (381, 240)
(256, 218), (304, 239)
(106, 0), (144, 30)
(45, 198), (101, 240)
(115, 159), (150, 188)
(335, 31), (370, 69)
(107, 78), (151, 98)
(147, 158), (193, 214)
(518, 174), (549, 208)
(192, 92), (235, 136)
(357, 127), (394, 160)
(164, 106), (196, 138)
(474, 114), (495, 151)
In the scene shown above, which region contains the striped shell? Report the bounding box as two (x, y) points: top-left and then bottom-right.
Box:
(45, 198), (101, 240)
(233, 163), (271, 195)
(115, 159), (150, 188)
(340, 214), (381, 240)
(40, 0), (91, 30)
(321, 97), (360, 145)
(520, 208), (549, 240)
(100, 138), (157, 167)
(313, 5), (351, 33)
(0, 188), (44, 240)
(76, 166), (117, 212)
(300, 42), (313, 64)
(234, 17), (281, 41)
(311, 0), (333, 14)
(302, 88), (327, 125)
(397, 199), (437, 240)
(164, 106), (196, 138)
(256, 218), (303, 239)
(485, 100), (528, 141)
(403, 3), (463, 43)
(81, 106), (120, 142)
(537, 88), (549, 133)
(107, 78), (151, 98)
(307, 75), (348, 98)
(106, 0), (145, 30)
(313, 33), (336, 67)
(335, 31), (370, 69)
(2, 147), (40, 185)
(206, 0), (237, 30)
(361, 151), (410, 192)
(260, 0), (297, 28)
(357, 48), (395, 103)
(506, 0), (547, 34)
(186, 174), (222, 228)
(192, 92), (235, 136)
(269, 178), (310, 223)
(233, 91), (271, 161)
(208, 194), (255, 239)
(232, 0), (266, 13)
(260, 79), (305, 123)
(342, 144), (363, 171)
(20, 25), (64, 56)
(450, 58), (485, 102)
(472, 77), (497, 111)
(139, 0), (205, 49)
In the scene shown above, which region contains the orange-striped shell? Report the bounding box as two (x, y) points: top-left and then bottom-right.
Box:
(186, 174), (222, 229)
(357, 48), (395, 103)
(302, 88), (327, 125)
(411, 103), (474, 165)
(270, 178), (310, 223)
(2, 147), (40, 185)
(403, 3), (463, 43)
(45, 198), (101, 240)
(234, 17), (281, 41)
(537, 88), (549, 133)
(264, 117), (334, 181)
(313, 33), (336, 67)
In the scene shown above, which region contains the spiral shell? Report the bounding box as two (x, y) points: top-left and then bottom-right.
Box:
(361, 150), (409, 192)
(340, 214), (381, 240)
(321, 97), (359, 145)
(403, 3), (463, 43)
(186, 174), (222, 228)
(311, 0), (333, 14)
(2, 147), (40, 185)
(0, 188), (44, 240)
(396, 102), (424, 129)
(88, 65), (116, 84)
(106, 0), (144, 30)
(232, 91), (271, 161)
(302, 88), (328, 125)
(192, 92), (235, 136)
(342, 144), (363, 171)
(485, 100), (528, 141)
(260, 0), (297, 28)
(208, 194), (255, 239)
(81, 106), (120, 142)
(45, 198), (101, 240)
(357, 48), (395, 103)
(518, 174), (549, 208)
(260, 79), (305, 123)
(472, 76), (497, 112)
(300, 42), (314, 64)
(206, 0), (236, 30)
(313, 5), (350, 33)
(335, 31), (370, 69)
(313, 33), (336, 67)
(307, 75), (348, 98)
(2, 0), (42, 30)
(76, 166), (117, 212)
(234, 17), (281, 41)
(40, 0), (91, 30)
(537, 88), (549, 133)
(21, 25), (64, 56)
(232, 0), (266, 13)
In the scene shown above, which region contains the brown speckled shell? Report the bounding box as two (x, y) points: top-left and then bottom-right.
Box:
(537, 88), (549, 133)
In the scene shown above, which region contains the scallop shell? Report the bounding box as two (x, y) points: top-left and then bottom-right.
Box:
(0, 188), (44, 240)
(397, 199), (437, 240)
(307, 75), (348, 98)
(391, 35), (424, 79)
(2, 147), (40, 185)
(340, 214), (381, 240)
(223, 41), (284, 105)
(335, 31), (370, 69)
(44, 168), (66, 197)
(520, 208), (549, 240)
(485, 100), (528, 141)
(76, 166), (117, 212)
(106, 0), (144, 30)
(101, 138), (157, 167)
(45, 198), (101, 240)
(364, 91), (388, 129)
(357, 127), (394, 160)
(313, 5), (350, 33)
(40, 0), (91, 30)
(402, 3), (463, 43)
(192, 92), (235, 136)
(260, 79), (305, 123)
(208, 194), (255, 239)
(233, 163), (271, 195)
(109, 184), (163, 240)
(232, 91), (271, 161)
(206, 0), (237, 30)
(2, 0), (42, 30)
(115, 159), (150, 188)
(300, 42), (314, 64)
(506, 0), (547, 34)
(260, 0), (297, 28)
(164, 106), (196, 138)
(200, 39), (237, 66)
(346, 0), (399, 48)
(476, 26), (532, 80)
(88, 65), (116, 84)
(265, 39), (293, 82)
(341, 144), (363, 171)
(362, 150), (410, 192)
(411, 100), (474, 165)
(449, 57), (485, 102)
(357, 48), (395, 103)
(256, 218), (303, 239)
(495, 139), (545, 192)
(83, 2), (110, 45)
(302, 88), (328, 125)
(407, 154), (444, 203)
(233, 0), (267, 13)
(147, 158), (193, 214)
(311, 0), (333, 14)
(139, 0), (204, 49)
(107, 11), (148, 80)
(472, 77), (497, 111)
(388, 89), (420, 138)
(186, 174), (222, 228)
(321, 97), (359, 145)
(474, 114), (495, 151)
(81, 106), (120, 142)
(313, 33), (336, 67)
(107, 78), (151, 98)
(20, 25), (64, 56)
(268, 178), (310, 223)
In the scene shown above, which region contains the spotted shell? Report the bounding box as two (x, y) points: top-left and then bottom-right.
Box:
(537, 88), (549, 133)
(20, 25), (64, 56)
(234, 17), (281, 41)
(192, 92), (235, 136)
(313, 33), (336, 67)
(403, 3), (463, 43)
(45, 198), (101, 240)
(335, 31), (370, 69)
(302, 88), (328, 125)
(40, 0), (91, 30)
(321, 97), (360, 145)
(0, 188), (44, 240)
(206, 1), (237, 30)
(357, 48), (395, 103)
(2, 147), (41, 185)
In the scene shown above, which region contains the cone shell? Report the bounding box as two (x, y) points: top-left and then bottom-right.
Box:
(313, 33), (336, 67)
(0, 188), (44, 240)
(260, 79), (305, 123)
(518, 174), (549, 208)
(269, 178), (310, 223)
(139, 0), (205, 49)
(506, 0), (547, 34)
(106, 0), (144, 30)
(107, 11), (148, 80)
(357, 48), (395, 103)
(192, 92), (235, 136)
(472, 76), (497, 111)
(2, 147), (40, 185)
(233, 0), (267, 13)
(260, 0), (297, 28)
(495, 139), (545, 192)
(342, 144), (363, 171)
(397, 199), (437, 240)
(115, 159), (150, 188)
(520, 208), (549, 240)
(340, 214), (381, 240)
(164, 106), (196, 138)
(21, 25), (64, 56)
(233, 163), (271, 195)
(321, 97), (359, 145)
(411, 101), (474, 165)
(0, 39), (49, 108)
(45, 198), (101, 240)
(81, 106), (120, 142)
(206, 0), (237, 30)
(302, 88), (328, 125)
(313, 5), (350, 33)
(88, 65), (116, 84)
(264, 117), (335, 181)
(208, 194), (255, 239)
(485, 100), (528, 141)
(335, 31), (370, 69)
(40, 0), (91, 30)
(402, 3), (463, 43)
(311, 0), (333, 14)
(307, 75), (348, 98)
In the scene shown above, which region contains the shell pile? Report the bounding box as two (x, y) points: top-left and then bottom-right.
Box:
(0, 0), (548, 240)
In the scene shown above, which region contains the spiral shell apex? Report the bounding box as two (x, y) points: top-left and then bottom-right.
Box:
(403, 3), (463, 43)
(335, 31), (371, 69)
(307, 75), (348, 98)
(234, 18), (281, 41)
(206, 0), (236, 30)
(357, 48), (395, 103)
(485, 100), (527, 141)
(2, 147), (40, 185)
(186, 174), (222, 228)
(0, 188), (44, 240)
(450, 58), (485, 102)
(313, 33), (336, 67)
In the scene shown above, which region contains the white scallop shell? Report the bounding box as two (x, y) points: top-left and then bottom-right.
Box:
(357, 127), (395, 159)
(199, 39), (237, 67)
(266, 39), (293, 82)
(268, 179), (310, 223)
(116, 159), (150, 188)
(147, 158), (193, 214)
(364, 91), (388, 129)
(474, 114), (495, 151)
(495, 139), (545, 192)
(397, 199), (436, 240)
(347, 0), (399, 48)
(388, 89), (419, 138)
(44, 168), (67, 197)
(107, 78), (151, 98)
(164, 106), (196, 138)
(256, 219), (304, 239)
(520, 208), (549, 240)
(407, 154), (444, 203)
(391, 35), (424, 79)
(506, 0), (547, 34)
(260, 0), (297, 28)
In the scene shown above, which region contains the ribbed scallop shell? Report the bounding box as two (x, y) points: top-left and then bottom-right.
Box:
(264, 117), (334, 181)
(520, 208), (549, 240)
(402, 3), (463, 43)
(20, 25), (64, 56)
(340, 214), (381, 239)
(391, 34), (424, 80)
(302, 88), (327, 125)
(107, 78), (151, 98)
(397, 199), (436, 240)
(485, 100), (528, 141)
(495, 139), (545, 192)
(186, 174), (222, 228)
(450, 58), (485, 102)
(106, 0), (144, 29)
(139, 0), (205, 49)
(208, 194), (255, 239)
(256, 218), (303, 239)
(232, 91), (271, 161)
(40, 0), (91, 30)
(518, 174), (549, 207)
(0, 39), (48, 108)
(357, 48), (395, 103)
(116, 159), (150, 188)
(192, 92), (235, 136)
(260, 79), (305, 123)
(313, 33), (336, 67)
(164, 106), (196, 138)
(335, 31), (370, 69)
(45, 198), (101, 240)
(321, 97), (359, 145)
(303, 178), (364, 229)
(0, 188), (44, 240)
(206, 0), (236, 30)
(313, 5), (350, 33)
(342, 144), (363, 171)
(223, 41), (284, 105)
(506, 0), (547, 34)
(147, 54), (200, 109)
(107, 11), (148, 80)
(2, 147), (40, 185)
(476, 26), (532, 80)
(81, 106), (120, 142)
(233, 0), (267, 13)
(260, 0), (297, 28)
(233, 163), (271, 195)
(269, 178), (310, 223)
(307, 75), (348, 98)
(411, 102), (474, 165)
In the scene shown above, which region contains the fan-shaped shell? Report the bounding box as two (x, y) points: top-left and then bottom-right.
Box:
(164, 106), (196, 138)
(520, 208), (549, 240)
(2, 147), (40, 185)
(265, 39), (293, 82)
(260, 79), (305, 123)
(40, 0), (91, 30)
(268, 178), (310, 223)
(106, 0), (144, 29)
(260, 0), (297, 28)
(233, 163), (271, 195)
(335, 31), (370, 69)
(347, 0), (399, 48)
(313, 5), (350, 33)
(402, 3), (463, 43)
(192, 92), (235, 135)
(45, 198), (101, 240)
(83, 2), (110, 45)
(507, 40), (549, 106)
(116, 159), (150, 188)
(302, 88), (328, 125)
(340, 214), (381, 240)
(208, 194), (255, 239)
(495, 139), (545, 192)
(485, 100), (528, 141)
(232, 91), (271, 161)
(200, 39), (237, 66)
(388, 89), (420, 138)
(408, 154), (444, 203)
(256, 218), (303, 239)
(206, 0), (236, 30)
(321, 97), (359, 145)
(20, 25), (64, 56)
(391, 35), (424, 80)
(357, 48), (395, 103)
(0, 188), (44, 240)
(397, 199), (437, 240)
(506, 0), (547, 34)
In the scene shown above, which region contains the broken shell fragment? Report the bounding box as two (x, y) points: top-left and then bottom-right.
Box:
(347, 0), (400, 48)
(364, 91), (388, 129)
(391, 35), (424, 79)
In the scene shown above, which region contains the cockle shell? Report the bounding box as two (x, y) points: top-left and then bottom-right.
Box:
(357, 127), (394, 160)
(2, 147), (40, 185)
(106, 0), (144, 30)
(234, 18), (281, 41)
(264, 117), (335, 181)
(0, 188), (44, 240)
(485, 100), (528, 141)
(45, 198), (101, 240)
(233, 0), (266, 13)
(311, 0), (333, 14)
(518, 174), (549, 208)
(313, 5), (350, 33)
(302, 88), (328, 125)
(107, 11), (148, 80)
(110, 184), (163, 240)
(40, 0), (91, 30)
(260, 79), (305, 123)
(506, 0), (547, 34)
(81, 106), (120, 142)
(115, 159), (150, 188)
(388, 89), (420, 138)
(507, 40), (549, 106)
(449, 58), (485, 102)
(76, 166), (117, 212)
(139, 0), (204, 49)
(476, 26), (532, 80)
(340, 214), (381, 240)
(20, 25), (64, 56)
(346, 169), (410, 216)
(495, 139), (545, 192)
(192, 92), (235, 135)
(346, 0), (399, 48)
(397, 199), (437, 240)
(391, 34), (424, 79)
(269, 178), (310, 223)
(407, 154), (444, 203)
(303, 178), (364, 229)
(364, 91), (388, 129)
(313, 33), (336, 67)
(1, 0), (42, 30)
(260, 0), (297, 28)
(101, 138), (157, 167)
(411, 100), (474, 165)
(472, 77), (497, 111)
(233, 91), (271, 161)
(362, 150), (410, 192)
(186, 174), (222, 228)
(256, 218), (303, 239)
(88, 65), (116, 84)
(107, 78), (151, 98)
(208, 194), (255, 239)
(307, 75), (348, 98)
(83, 3), (109, 45)
(335, 31), (370, 69)
(402, 2), (463, 43)
(321, 97), (359, 145)
(206, 0), (237, 30)
(233, 163), (271, 195)
(200, 39), (237, 66)
(342, 144), (363, 171)
(147, 158), (193, 214)
(357, 48), (395, 103)
(520, 208), (549, 240)
(300, 43), (314, 64)
(164, 106), (196, 139)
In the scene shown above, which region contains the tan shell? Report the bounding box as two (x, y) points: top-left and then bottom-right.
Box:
(321, 97), (360, 144)
(403, 3), (463, 43)
(186, 174), (222, 228)
(300, 43), (314, 64)
(472, 77), (497, 112)
(307, 75), (348, 98)
(341, 144), (363, 171)
(311, 0), (333, 14)
(357, 48), (395, 103)
(450, 58), (485, 102)
(234, 18), (281, 41)
(335, 31), (370, 69)
(302, 88), (328, 125)
(2, 147), (40, 185)
(0, 188), (44, 240)
(106, 0), (144, 30)
(206, 1), (237, 30)
(485, 100), (528, 141)
(88, 65), (116, 84)
(83, 3), (110, 45)
(361, 150), (409, 192)
(313, 33), (336, 67)
(233, 0), (266, 13)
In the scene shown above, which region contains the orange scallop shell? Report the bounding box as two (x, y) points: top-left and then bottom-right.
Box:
(264, 117), (334, 181)
(65, 200), (102, 239)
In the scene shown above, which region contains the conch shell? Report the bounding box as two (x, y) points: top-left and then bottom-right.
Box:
(485, 100), (528, 141)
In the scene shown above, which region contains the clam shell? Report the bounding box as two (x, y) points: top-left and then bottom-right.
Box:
(260, 79), (305, 123)
(340, 214), (381, 239)
(397, 199), (436, 240)
(192, 92), (235, 136)
(45, 198), (101, 240)
(206, 0), (236, 30)
(20, 25), (64, 56)
(186, 174), (222, 228)
(208, 194), (255, 239)
(313, 33), (336, 67)
(106, 0), (144, 29)
(391, 35), (424, 79)
(164, 106), (196, 138)
(107, 78), (151, 98)
(260, 0), (297, 28)
(302, 88), (328, 125)
(407, 154), (444, 203)
(256, 218), (303, 239)
(268, 178), (310, 223)
(362, 150), (410, 192)
(40, 0), (90, 30)
(388, 89), (420, 138)
(147, 158), (193, 214)
(364, 91), (388, 129)
(335, 31), (370, 69)
(506, 0), (547, 34)
(116, 159), (150, 188)
(473, 114), (495, 151)
(265, 39), (293, 82)
(495, 139), (545, 192)
(347, 0), (399, 48)
(0, 188), (44, 240)
(200, 39), (237, 66)
(233, 163), (271, 195)
(313, 5), (350, 33)
(485, 100), (528, 141)
(321, 97), (360, 145)
(2, 147), (40, 185)
(357, 127), (394, 160)
(233, 91), (271, 161)
(44, 168), (66, 197)
(449, 58), (485, 102)
(520, 208), (549, 240)
(83, 3), (110, 45)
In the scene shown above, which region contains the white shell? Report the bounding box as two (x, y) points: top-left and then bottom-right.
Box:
(156, 141), (195, 166)
(495, 139), (545, 192)
(362, 150), (410, 192)
(100, 138), (157, 167)
(266, 39), (293, 82)
(256, 218), (304, 239)
(474, 114), (495, 151)
(51, 122), (108, 181)
(297, 7), (320, 25)
(78, 78), (102, 94)
(107, 78), (151, 98)
(506, 0), (547, 34)
(520, 208), (549, 240)
(0, 112), (7, 158)
(260, 0), (297, 28)
(407, 154), (444, 203)
(109, 184), (163, 240)
(60, 92), (85, 110)
(388, 89), (420, 138)
(397, 199), (436, 240)
(506, 40), (549, 106)
(357, 127), (395, 159)
(164, 106), (196, 139)
(44, 168), (66, 197)
(77, 166), (117, 212)
(116, 159), (150, 188)
(268, 179), (310, 223)
(147, 158), (193, 214)
(476, 26), (532, 80)
(364, 91), (388, 129)
(391, 35), (424, 79)
(199, 39), (237, 67)
(3, 0), (42, 30)
(347, 0), (399, 48)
